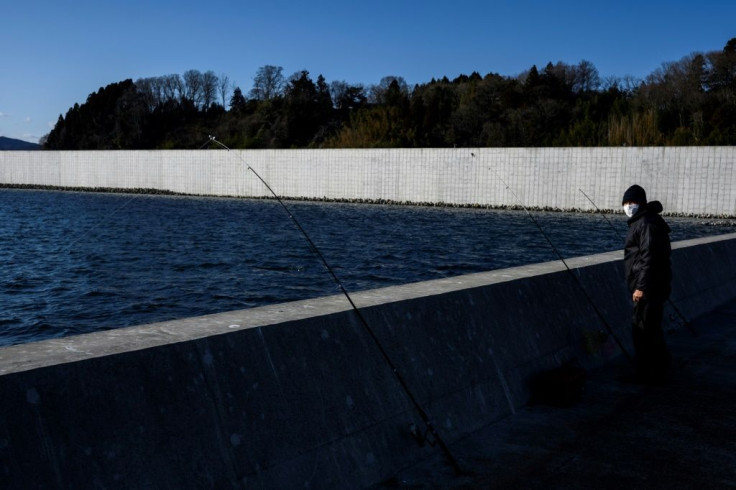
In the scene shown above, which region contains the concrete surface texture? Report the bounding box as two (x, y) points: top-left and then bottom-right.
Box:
(1, 146), (735, 216)
(0, 233), (734, 489)
(377, 296), (736, 489)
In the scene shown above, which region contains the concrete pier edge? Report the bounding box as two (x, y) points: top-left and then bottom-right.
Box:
(1, 232), (735, 488)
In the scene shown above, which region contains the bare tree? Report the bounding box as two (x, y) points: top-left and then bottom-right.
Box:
(183, 69), (204, 106)
(218, 73), (231, 107)
(572, 60), (601, 93)
(250, 65), (285, 101)
(202, 70), (219, 108)
(161, 74), (183, 103)
(135, 77), (159, 111)
(600, 73), (641, 94)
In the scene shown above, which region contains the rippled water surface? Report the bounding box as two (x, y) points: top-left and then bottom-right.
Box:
(1, 189), (732, 346)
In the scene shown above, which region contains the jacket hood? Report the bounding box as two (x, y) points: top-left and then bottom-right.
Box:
(648, 200), (663, 214)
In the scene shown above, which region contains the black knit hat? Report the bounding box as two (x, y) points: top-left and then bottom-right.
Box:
(622, 184), (647, 205)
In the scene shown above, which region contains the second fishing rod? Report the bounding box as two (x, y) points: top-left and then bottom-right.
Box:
(202, 136), (464, 475)
(474, 152), (635, 363)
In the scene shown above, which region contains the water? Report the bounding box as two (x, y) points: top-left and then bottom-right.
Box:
(1, 188), (732, 347)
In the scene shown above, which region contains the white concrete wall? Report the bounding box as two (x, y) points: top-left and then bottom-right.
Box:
(1, 147), (734, 216)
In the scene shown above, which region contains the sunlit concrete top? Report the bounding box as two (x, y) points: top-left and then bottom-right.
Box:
(1, 233), (732, 376)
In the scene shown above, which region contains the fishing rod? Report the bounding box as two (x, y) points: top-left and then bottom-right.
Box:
(473, 153), (634, 363)
(578, 188), (694, 334)
(202, 136), (464, 475)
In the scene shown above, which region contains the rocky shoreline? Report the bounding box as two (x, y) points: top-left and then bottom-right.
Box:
(2, 183), (735, 221)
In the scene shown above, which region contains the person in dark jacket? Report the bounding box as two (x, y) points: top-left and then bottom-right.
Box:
(622, 184), (672, 383)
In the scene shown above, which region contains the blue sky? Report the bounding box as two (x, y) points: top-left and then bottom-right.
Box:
(2, 0), (734, 144)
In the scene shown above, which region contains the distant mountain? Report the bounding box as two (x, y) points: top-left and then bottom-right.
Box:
(0, 136), (41, 150)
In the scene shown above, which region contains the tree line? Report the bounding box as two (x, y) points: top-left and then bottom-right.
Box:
(43, 38), (736, 150)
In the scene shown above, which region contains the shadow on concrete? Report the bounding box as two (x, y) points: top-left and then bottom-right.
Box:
(376, 298), (736, 489)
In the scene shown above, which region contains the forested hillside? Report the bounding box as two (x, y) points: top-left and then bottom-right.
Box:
(43, 38), (736, 149)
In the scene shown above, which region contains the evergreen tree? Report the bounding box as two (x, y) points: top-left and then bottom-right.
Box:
(229, 87), (247, 113)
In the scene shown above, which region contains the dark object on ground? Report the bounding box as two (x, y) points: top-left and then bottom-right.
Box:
(530, 363), (588, 407)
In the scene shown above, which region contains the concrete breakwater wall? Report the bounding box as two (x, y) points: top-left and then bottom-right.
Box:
(1, 233), (735, 489)
(1, 146), (735, 216)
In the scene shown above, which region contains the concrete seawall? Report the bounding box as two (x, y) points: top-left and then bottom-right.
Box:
(1, 147), (735, 216)
(1, 232), (735, 489)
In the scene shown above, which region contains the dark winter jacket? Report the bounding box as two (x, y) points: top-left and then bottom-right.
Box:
(623, 201), (672, 300)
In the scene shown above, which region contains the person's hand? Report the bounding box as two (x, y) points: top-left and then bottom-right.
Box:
(633, 289), (644, 302)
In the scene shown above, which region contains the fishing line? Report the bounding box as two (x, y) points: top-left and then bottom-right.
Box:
(474, 153), (634, 362)
(202, 136), (464, 475)
(578, 188), (694, 334)
(57, 193), (143, 255)
(52, 136), (233, 255)
(577, 189), (622, 239)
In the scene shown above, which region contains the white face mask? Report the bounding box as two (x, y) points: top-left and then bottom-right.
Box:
(623, 204), (639, 218)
